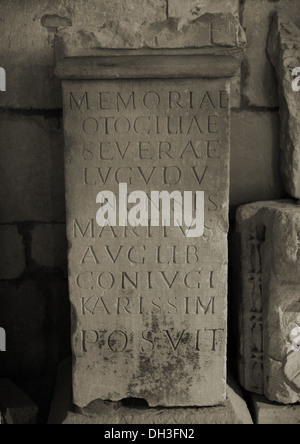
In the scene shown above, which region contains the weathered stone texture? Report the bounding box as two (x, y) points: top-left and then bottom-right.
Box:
(242, 0), (277, 108)
(63, 390), (253, 425)
(57, 15), (245, 409)
(55, 14), (246, 57)
(242, 0), (300, 108)
(50, 280), (71, 362)
(0, 114), (65, 223)
(64, 78), (230, 409)
(236, 201), (300, 404)
(230, 111), (284, 210)
(0, 379), (38, 425)
(268, 13), (300, 199)
(0, 0), (167, 109)
(0, 226), (25, 279)
(71, 377), (253, 425)
(168, 0), (239, 19)
(250, 393), (300, 425)
(32, 224), (67, 273)
(0, 279), (70, 380)
(48, 358), (72, 425)
(0, 0), (247, 108)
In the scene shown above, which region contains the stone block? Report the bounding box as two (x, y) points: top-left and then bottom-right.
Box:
(168, 0), (239, 19)
(31, 224), (67, 273)
(63, 392), (253, 425)
(242, 0), (277, 108)
(0, 379), (38, 425)
(0, 114), (65, 223)
(0, 0), (167, 109)
(0, 281), (48, 380)
(268, 13), (300, 199)
(242, 0), (300, 108)
(48, 357), (72, 425)
(0, 278), (70, 381)
(56, 17), (245, 409)
(0, 226), (25, 279)
(230, 111), (284, 210)
(249, 393), (300, 425)
(68, 380), (253, 425)
(236, 200), (300, 404)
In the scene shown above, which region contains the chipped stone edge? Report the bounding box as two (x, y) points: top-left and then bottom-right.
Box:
(236, 200), (300, 405)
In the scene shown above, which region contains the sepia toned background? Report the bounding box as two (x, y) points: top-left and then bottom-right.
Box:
(0, 0), (299, 418)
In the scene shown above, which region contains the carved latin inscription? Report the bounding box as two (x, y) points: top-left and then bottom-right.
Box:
(63, 79), (230, 408)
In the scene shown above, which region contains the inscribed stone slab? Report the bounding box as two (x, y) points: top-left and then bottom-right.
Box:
(57, 15), (245, 409)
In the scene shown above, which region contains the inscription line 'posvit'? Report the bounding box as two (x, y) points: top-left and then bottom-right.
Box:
(96, 183), (205, 238)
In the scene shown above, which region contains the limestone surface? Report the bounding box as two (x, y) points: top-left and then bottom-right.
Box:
(0, 0), (167, 109)
(242, 0), (300, 108)
(236, 200), (300, 404)
(31, 224), (67, 273)
(230, 111), (284, 210)
(168, 0), (239, 20)
(250, 393), (300, 425)
(268, 13), (300, 199)
(57, 15), (245, 409)
(63, 388), (253, 425)
(0, 379), (38, 425)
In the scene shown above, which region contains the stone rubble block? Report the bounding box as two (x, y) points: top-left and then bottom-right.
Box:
(236, 200), (300, 405)
(0, 379), (38, 425)
(48, 359), (253, 425)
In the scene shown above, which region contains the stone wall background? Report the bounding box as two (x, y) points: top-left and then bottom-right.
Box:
(0, 0), (299, 413)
